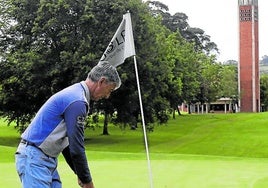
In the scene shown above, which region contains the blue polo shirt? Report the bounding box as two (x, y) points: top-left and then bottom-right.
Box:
(21, 81), (92, 183)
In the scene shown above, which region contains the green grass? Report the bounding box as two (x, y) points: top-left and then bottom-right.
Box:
(83, 113), (268, 158)
(2, 113), (268, 187)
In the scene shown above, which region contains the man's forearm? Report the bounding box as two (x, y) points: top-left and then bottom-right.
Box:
(62, 146), (76, 172)
(71, 152), (92, 183)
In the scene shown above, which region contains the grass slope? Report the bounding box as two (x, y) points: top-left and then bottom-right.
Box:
(83, 112), (268, 158)
(1, 113), (268, 187)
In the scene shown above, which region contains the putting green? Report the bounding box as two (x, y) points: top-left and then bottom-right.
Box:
(2, 153), (268, 188)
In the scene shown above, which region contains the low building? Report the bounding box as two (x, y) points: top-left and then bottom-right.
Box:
(179, 97), (238, 114)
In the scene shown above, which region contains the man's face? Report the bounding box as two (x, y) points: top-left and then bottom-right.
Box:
(92, 78), (116, 101)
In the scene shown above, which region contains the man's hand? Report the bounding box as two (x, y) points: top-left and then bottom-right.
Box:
(82, 181), (94, 188)
(78, 178), (94, 188)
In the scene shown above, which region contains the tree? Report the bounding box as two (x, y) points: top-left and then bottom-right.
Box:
(158, 33), (183, 118)
(0, 0), (186, 132)
(0, 0), (12, 36)
(176, 40), (202, 114)
(260, 74), (268, 111)
(1, 0), (220, 134)
(0, 0), (97, 131)
(199, 57), (222, 103)
(112, 5), (177, 128)
(223, 59), (238, 66)
(219, 64), (238, 98)
(147, 1), (219, 56)
(81, 0), (176, 131)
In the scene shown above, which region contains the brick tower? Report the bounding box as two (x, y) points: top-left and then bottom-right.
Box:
(238, 0), (260, 112)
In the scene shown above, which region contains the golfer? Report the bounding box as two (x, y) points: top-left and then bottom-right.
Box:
(15, 61), (121, 188)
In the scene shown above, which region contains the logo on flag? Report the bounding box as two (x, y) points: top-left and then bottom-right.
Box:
(100, 12), (136, 67)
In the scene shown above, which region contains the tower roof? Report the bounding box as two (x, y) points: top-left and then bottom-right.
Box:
(238, 0), (258, 6)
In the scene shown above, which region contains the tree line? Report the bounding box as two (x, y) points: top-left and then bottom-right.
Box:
(0, 0), (257, 133)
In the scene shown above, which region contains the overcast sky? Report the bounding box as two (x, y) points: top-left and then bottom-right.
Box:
(157, 0), (268, 62)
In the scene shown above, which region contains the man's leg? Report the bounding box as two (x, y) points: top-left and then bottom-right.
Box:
(15, 144), (60, 188)
(15, 143), (27, 183)
(52, 169), (62, 188)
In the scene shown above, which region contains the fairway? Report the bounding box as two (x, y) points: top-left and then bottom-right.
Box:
(1, 113), (268, 187)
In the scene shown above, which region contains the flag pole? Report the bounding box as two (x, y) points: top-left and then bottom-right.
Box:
(133, 55), (154, 188)
(100, 11), (154, 187)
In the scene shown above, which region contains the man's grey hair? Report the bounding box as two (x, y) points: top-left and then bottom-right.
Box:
(87, 61), (121, 90)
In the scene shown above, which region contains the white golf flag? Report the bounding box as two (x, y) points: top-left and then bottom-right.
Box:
(100, 12), (136, 67)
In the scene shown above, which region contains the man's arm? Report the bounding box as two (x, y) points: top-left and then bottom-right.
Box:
(78, 178), (95, 188)
(62, 146), (76, 172)
(64, 101), (92, 184)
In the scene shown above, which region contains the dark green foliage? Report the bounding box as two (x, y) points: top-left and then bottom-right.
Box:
(260, 75), (268, 111)
(0, 0), (240, 133)
(1, 0), (97, 129)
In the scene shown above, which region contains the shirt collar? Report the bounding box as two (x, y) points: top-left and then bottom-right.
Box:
(80, 81), (90, 103)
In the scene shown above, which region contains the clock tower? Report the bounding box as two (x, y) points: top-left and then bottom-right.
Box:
(238, 0), (260, 112)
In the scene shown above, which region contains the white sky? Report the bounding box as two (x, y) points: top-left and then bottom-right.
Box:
(157, 0), (268, 62)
